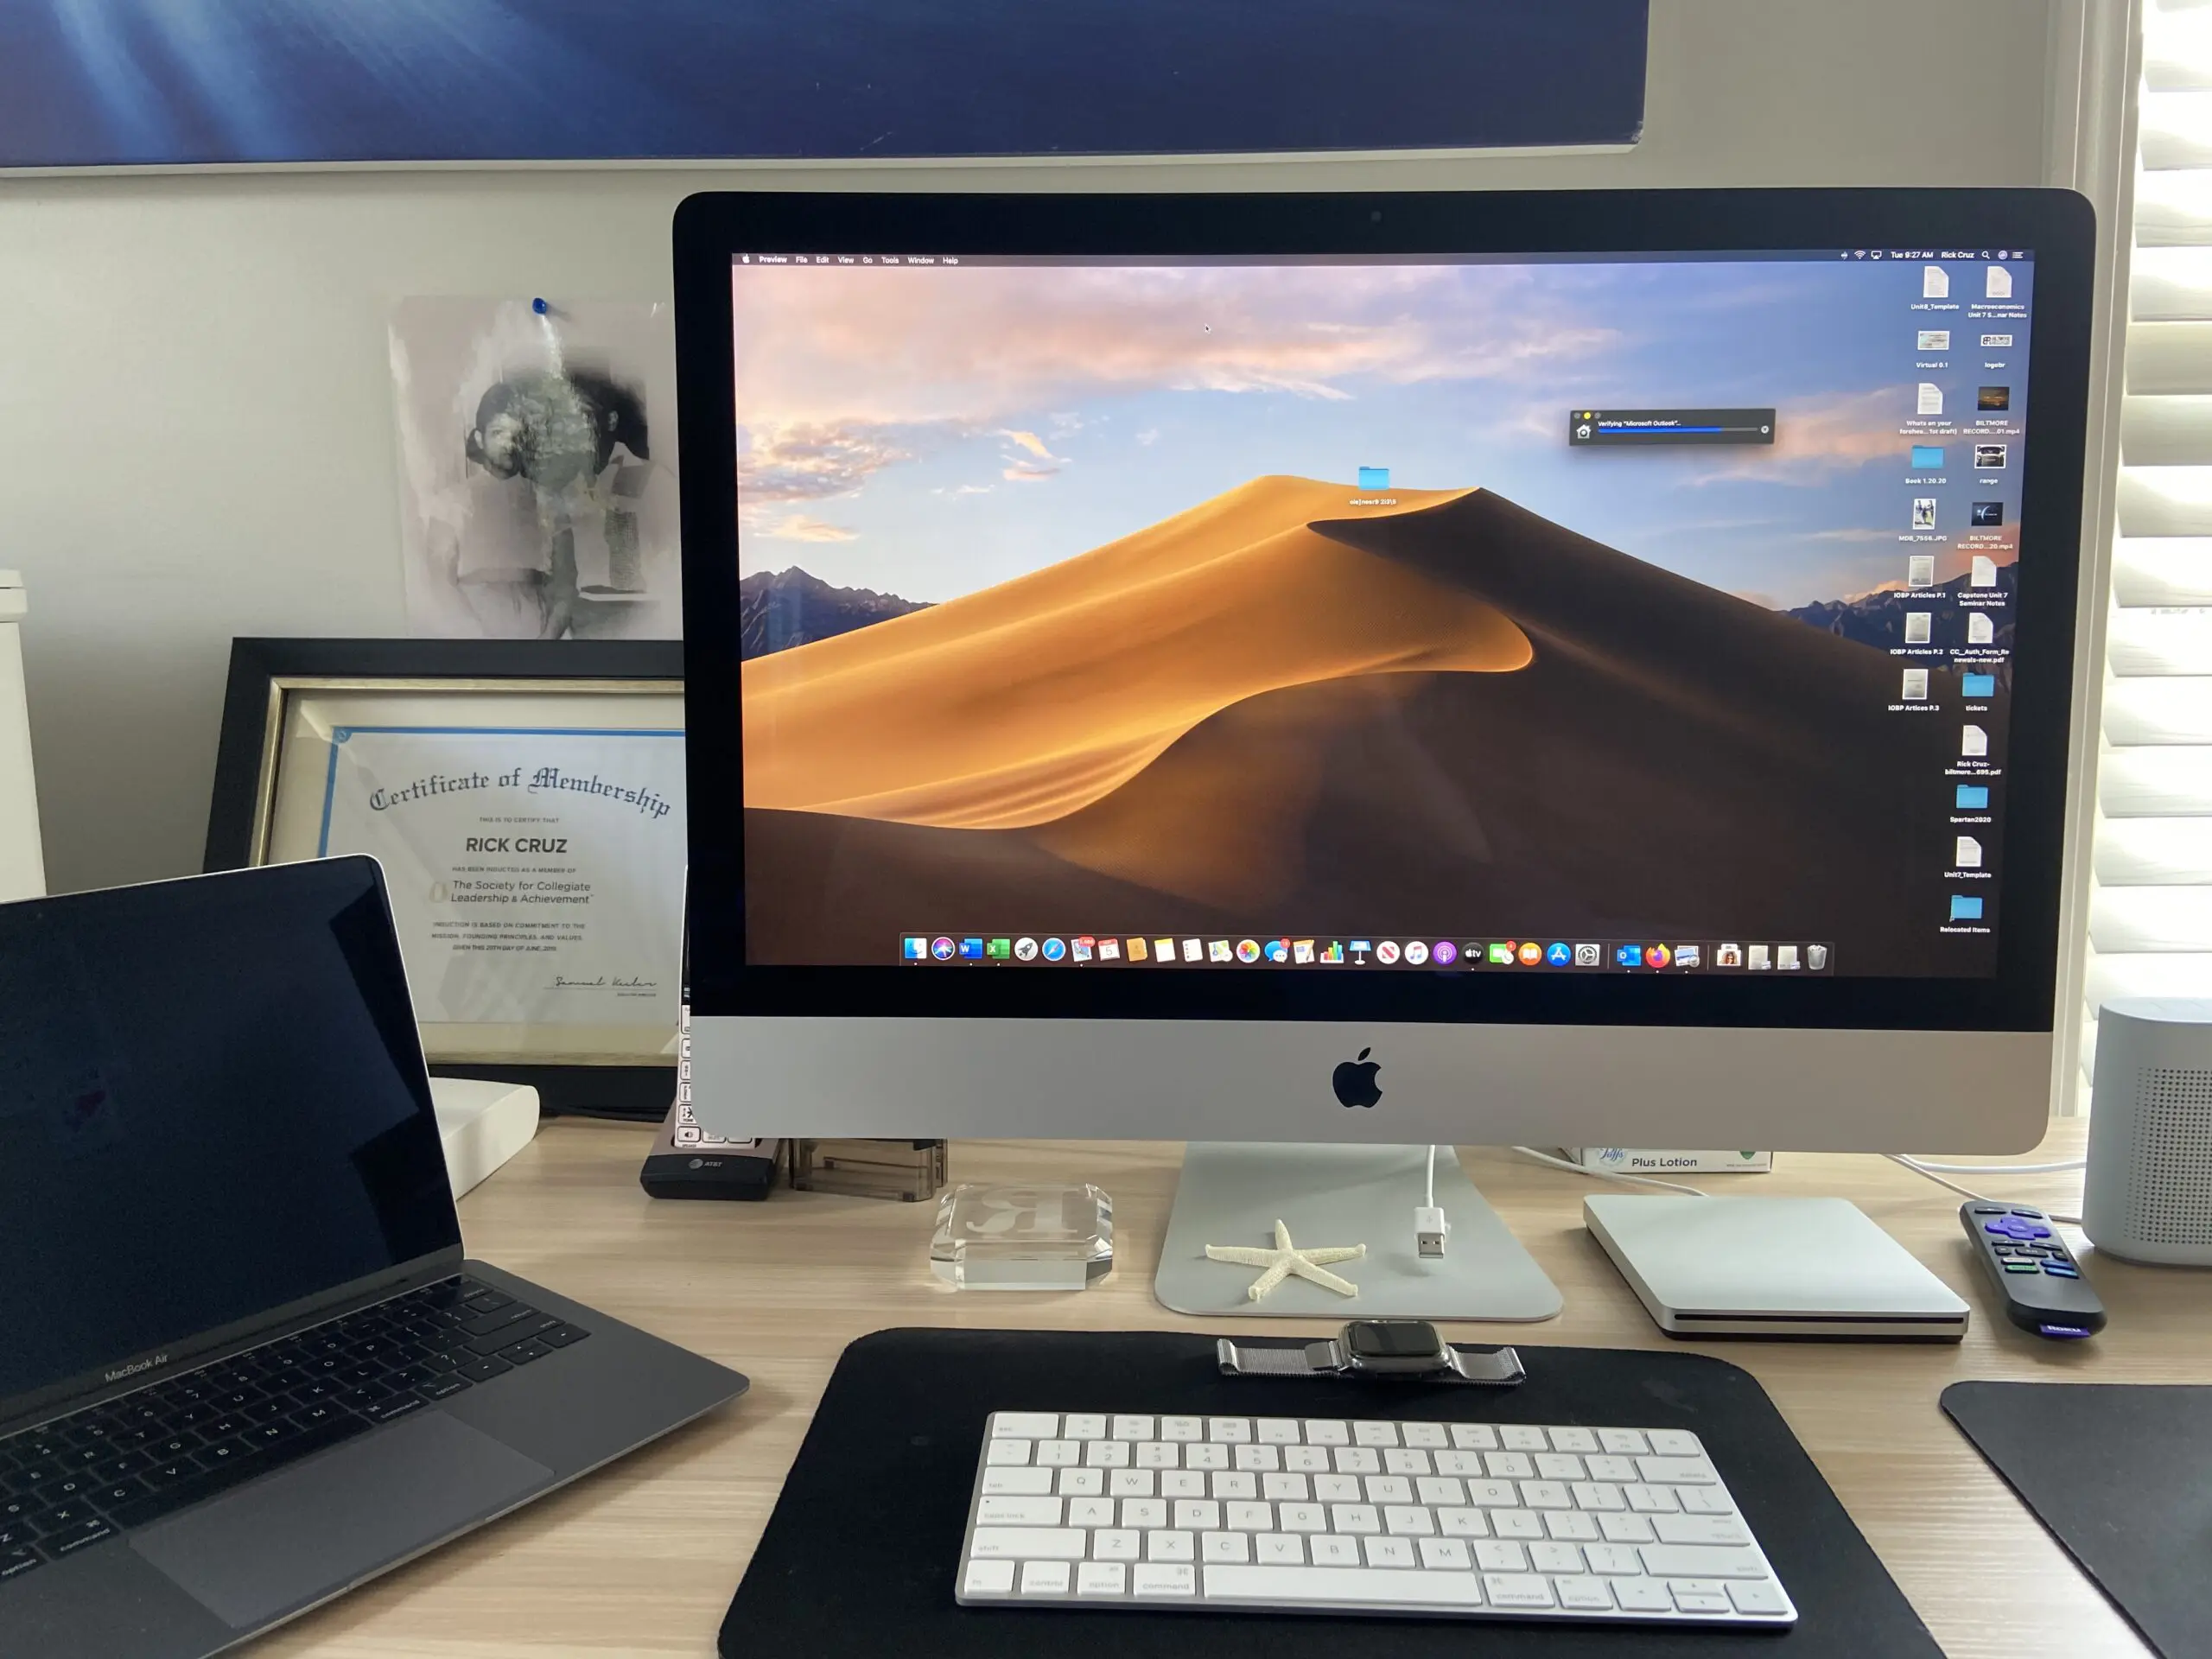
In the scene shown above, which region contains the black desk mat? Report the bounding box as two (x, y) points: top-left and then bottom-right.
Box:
(720, 1329), (1936, 1656)
(1944, 1381), (2212, 1659)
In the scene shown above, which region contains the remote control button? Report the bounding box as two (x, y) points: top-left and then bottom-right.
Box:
(1969, 1205), (2008, 1215)
(2010, 1209), (2045, 1219)
(2043, 1263), (2081, 1278)
(2003, 1262), (2041, 1274)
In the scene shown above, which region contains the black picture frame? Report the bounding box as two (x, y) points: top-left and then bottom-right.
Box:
(206, 637), (685, 1119)
(676, 188), (2094, 1037)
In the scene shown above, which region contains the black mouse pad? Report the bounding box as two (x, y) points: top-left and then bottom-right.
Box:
(720, 1329), (1936, 1656)
(1944, 1380), (2212, 1658)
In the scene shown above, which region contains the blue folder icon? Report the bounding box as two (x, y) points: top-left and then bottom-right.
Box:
(1357, 466), (1390, 490)
(1911, 445), (1945, 469)
(1956, 785), (1990, 810)
(1961, 673), (1996, 696)
(1949, 895), (1984, 922)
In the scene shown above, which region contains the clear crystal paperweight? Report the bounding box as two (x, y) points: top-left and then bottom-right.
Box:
(930, 1183), (1115, 1290)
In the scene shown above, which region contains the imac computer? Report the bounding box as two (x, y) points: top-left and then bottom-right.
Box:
(673, 189), (2093, 1315)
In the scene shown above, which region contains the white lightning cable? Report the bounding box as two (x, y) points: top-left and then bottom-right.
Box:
(1426, 1143), (1437, 1208)
(1884, 1154), (2082, 1226)
(1415, 1145), (1450, 1257)
(1510, 1145), (1711, 1198)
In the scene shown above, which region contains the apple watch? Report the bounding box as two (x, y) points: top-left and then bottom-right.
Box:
(1216, 1320), (1524, 1387)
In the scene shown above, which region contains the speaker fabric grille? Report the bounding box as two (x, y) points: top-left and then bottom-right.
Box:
(2127, 1067), (2212, 1244)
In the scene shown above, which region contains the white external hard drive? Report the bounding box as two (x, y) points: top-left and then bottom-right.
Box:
(1584, 1195), (1969, 1340)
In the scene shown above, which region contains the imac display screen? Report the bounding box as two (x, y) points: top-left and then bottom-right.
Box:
(729, 250), (2032, 978)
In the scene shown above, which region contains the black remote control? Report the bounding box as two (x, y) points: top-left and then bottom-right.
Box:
(1960, 1202), (2105, 1339)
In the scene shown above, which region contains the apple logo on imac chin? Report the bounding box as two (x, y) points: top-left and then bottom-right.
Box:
(1332, 1047), (1382, 1109)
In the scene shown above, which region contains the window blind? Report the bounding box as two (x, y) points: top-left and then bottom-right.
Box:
(2088, 0), (2212, 1099)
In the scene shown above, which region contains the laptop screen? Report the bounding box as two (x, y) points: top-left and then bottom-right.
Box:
(0, 859), (461, 1410)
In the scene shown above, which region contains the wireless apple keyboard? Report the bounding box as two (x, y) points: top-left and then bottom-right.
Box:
(955, 1411), (1795, 1626)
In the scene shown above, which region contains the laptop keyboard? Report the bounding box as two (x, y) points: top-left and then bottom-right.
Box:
(0, 1275), (588, 1583)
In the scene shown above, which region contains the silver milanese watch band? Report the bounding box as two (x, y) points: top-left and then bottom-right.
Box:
(1215, 1338), (1507, 1382)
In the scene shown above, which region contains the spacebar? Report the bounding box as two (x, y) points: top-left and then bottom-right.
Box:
(1205, 1566), (1487, 1606)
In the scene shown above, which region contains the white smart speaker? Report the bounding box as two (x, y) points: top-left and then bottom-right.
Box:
(2085, 997), (2212, 1265)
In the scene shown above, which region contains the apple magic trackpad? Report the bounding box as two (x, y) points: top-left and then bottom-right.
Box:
(129, 1412), (552, 1629)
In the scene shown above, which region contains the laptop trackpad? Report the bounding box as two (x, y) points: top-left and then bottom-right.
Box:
(129, 1412), (552, 1629)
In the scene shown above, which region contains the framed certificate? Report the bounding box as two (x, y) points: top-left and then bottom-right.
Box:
(207, 639), (684, 1114)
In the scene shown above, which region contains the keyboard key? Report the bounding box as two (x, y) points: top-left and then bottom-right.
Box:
(1474, 1540), (1527, 1572)
(1647, 1431), (1703, 1457)
(1402, 1423), (1449, 1449)
(0, 1545), (41, 1580)
(981, 1468), (1053, 1497)
(1670, 1580), (1733, 1614)
(1418, 1535), (1470, 1569)
(42, 1516), (118, 1557)
(1557, 1576), (1616, 1611)
(1637, 1457), (1719, 1485)
(1257, 1533), (1306, 1564)
(1544, 1510), (1599, 1541)
(1599, 1513), (1656, 1543)
(1641, 1543), (1766, 1579)
(1484, 1573), (1555, 1608)
(1492, 1510), (1547, 1540)
(1255, 1419), (1302, 1445)
(1173, 1500), (1219, 1531)
(1310, 1535), (1363, 1566)
(962, 1558), (1014, 1596)
(1091, 1529), (1140, 1561)
(1500, 1426), (1548, 1452)
(1654, 1513), (1749, 1546)
(1728, 1580), (1792, 1616)
(416, 1376), (472, 1402)
(1530, 1541), (1584, 1574)
(1303, 1421), (1350, 1446)
(1077, 1561), (1127, 1596)
(1063, 1414), (1107, 1440)
(1613, 1576), (1675, 1611)
(1068, 1497), (1114, 1528)
(1548, 1427), (1599, 1453)
(1362, 1535), (1414, 1568)
(1056, 1467), (1102, 1497)
(968, 1528), (1085, 1560)
(1109, 1470), (1152, 1497)
(1160, 1417), (1203, 1442)
(1112, 1416), (1154, 1441)
(1132, 1564), (1195, 1598)
(1352, 1421), (1399, 1447)
(366, 1395), (427, 1425)
(1019, 1560), (1071, 1595)
(1207, 1564), (1485, 1606)
(539, 1325), (588, 1349)
(1437, 1508), (1491, 1538)
(1201, 1530), (1249, 1564)
(1134, 1441), (1176, 1469)
(977, 1497), (1060, 1526)
(496, 1338), (552, 1366)
(1206, 1419), (1251, 1444)
(1330, 1503), (1380, 1534)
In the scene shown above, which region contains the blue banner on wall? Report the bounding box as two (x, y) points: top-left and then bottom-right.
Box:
(0, 1), (1646, 168)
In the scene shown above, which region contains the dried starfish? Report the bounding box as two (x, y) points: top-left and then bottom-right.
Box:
(1205, 1219), (1366, 1301)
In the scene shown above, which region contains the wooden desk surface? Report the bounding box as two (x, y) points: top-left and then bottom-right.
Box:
(252, 1119), (2204, 1659)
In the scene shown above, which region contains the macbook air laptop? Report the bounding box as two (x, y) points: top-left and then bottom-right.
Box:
(0, 858), (746, 1658)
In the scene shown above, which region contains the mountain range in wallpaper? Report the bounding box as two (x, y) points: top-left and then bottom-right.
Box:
(740, 477), (1990, 971)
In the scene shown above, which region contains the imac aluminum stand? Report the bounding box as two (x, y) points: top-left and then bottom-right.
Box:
(1154, 1144), (1562, 1321)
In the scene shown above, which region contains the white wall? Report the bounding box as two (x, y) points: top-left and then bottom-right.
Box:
(0, 0), (2059, 893)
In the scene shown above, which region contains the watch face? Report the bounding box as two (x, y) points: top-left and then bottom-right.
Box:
(1344, 1319), (1446, 1363)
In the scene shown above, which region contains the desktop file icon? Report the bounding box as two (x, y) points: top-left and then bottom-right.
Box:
(1910, 445), (1946, 470)
(1961, 672), (1996, 697)
(1956, 784), (1991, 810)
(1357, 466), (1390, 491)
(1949, 895), (1985, 922)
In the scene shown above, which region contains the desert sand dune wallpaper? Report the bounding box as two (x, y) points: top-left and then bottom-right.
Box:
(731, 256), (2027, 972)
